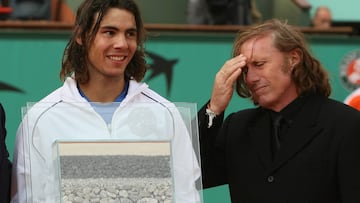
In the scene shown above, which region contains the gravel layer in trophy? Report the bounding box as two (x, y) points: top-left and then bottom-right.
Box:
(60, 155), (171, 179)
(60, 155), (173, 202)
(62, 178), (172, 203)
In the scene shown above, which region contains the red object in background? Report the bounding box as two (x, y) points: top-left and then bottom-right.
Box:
(0, 7), (12, 14)
(0, 6), (12, 20)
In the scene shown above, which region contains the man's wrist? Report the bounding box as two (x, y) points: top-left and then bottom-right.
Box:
(206, 104), (218, 128)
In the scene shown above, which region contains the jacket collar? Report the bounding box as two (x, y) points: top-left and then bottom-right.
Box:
(59, 77), (149, 103)
(250, 94), (325, 173)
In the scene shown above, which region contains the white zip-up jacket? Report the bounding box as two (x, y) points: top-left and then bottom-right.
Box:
(11, 77), (201, 203)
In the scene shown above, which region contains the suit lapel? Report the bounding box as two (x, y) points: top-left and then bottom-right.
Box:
(269, 124), (322, 172)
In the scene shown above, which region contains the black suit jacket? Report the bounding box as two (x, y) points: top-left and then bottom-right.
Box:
(0, 103), (11, 203)
(199, 95), (360, 203)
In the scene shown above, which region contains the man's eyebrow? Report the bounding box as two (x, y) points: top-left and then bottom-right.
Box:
(99, 25), (137, 32)
(99, 25), (119, 30)
(127, 27), (138, 32)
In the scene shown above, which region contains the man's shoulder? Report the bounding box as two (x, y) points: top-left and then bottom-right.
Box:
(232, 107), (261, 116)
(23, 86), (65, 118)
(315, 96), (360, 120)
(138, 86), (171, 104)
(226, 108), (262, 122)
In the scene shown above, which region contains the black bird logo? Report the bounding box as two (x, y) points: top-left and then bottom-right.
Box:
(0, 81), (24, 93)
(145, 51), (178, 96)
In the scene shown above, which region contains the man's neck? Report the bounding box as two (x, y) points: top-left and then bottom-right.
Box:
(79, 78), (126, 102)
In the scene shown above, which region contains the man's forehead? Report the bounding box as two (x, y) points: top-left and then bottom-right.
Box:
(241, 35), (274, 57)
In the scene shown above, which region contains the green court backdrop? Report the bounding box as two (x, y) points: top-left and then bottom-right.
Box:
(1, 31), (359, 202)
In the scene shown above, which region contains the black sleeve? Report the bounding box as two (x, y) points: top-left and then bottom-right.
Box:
(197, 101), (226, 188)
(197, 101), (224, 135)
(0, 103), (12, 203)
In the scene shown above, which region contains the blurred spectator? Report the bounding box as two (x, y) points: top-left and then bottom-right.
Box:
(311, 6), (332, 28)
(1, 0), (9, 6)
(0, 0), (12, 20)
(10, 0), (51, 20)
(187, 0), (261, 25)
(292, 0), (311, 10)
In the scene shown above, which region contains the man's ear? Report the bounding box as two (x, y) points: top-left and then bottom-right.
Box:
(289, 48), (301, 68)
(76, 35), (82, 45)
(75, 29), (83, 45)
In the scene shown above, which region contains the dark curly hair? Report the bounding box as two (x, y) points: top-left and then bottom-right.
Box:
(60, 0), (147, 83)
(233, 19), (331, 99)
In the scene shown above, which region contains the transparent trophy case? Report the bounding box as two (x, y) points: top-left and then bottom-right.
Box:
(19, 101), (203, 203)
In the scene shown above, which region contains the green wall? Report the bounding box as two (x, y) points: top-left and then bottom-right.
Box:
(1, 30), (359, 202)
